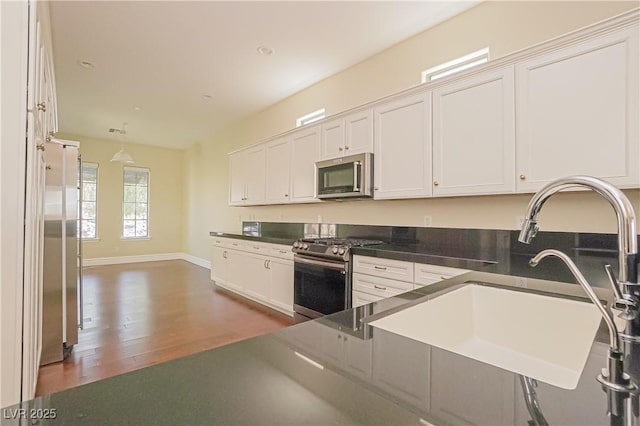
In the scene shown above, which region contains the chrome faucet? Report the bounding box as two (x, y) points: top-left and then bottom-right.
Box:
(519, 176), (639, 425)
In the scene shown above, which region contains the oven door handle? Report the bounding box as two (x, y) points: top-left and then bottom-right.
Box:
(353, 161), (361, 192)
(295, 255), (346, 271)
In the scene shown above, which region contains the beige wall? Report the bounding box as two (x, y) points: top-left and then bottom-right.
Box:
(184, 1), (640, 260)
(61, 134), (184, 259)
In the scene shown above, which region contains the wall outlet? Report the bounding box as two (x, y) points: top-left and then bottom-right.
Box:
(317, 215), (323, 223)
(423, 215), (432, 227)
(516, 216), (525, 229)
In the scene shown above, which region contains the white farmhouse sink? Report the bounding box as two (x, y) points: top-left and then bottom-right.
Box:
(368, 284), (602, 389)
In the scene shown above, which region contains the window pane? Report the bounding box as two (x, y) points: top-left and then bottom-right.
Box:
(136, 186), (148, 203)
(83, 183), (96, 202)
(123, 220), (136, 237)
(135, 203), (147, 219)
(124, 169), (138, 185)
(81, 220), (96, 239)
(135, 220), (148, 237)
(123, 202), (136, 219)
(136, 171), (148, 186)
(124, 185), (136, 202)
(82, 166), (97, 182)
(82, 201), (96, 220)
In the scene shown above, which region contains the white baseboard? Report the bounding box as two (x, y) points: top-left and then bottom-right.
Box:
(180, 253), (211, 269)
(83, 252), (211, 269)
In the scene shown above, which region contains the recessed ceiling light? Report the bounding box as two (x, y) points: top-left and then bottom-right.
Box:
(257, 46), (274, 56)
(202, 94), (213, 100)
(77, 60), (96, 70)
(134, 106), (142, 111)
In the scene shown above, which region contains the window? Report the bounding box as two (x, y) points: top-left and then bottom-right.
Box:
(80, 162), (98, 239)
(296, 108), (325, 127)
(421, 48), (490, 83)
(122, 167), (149, 238)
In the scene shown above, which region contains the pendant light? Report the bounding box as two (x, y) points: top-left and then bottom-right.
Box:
(110, 122), (134, 163)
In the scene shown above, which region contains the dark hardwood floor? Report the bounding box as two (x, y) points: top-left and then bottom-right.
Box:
(36, 260), (294, 396)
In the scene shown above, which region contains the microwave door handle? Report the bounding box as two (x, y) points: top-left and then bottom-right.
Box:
(353, 161), (361, 192)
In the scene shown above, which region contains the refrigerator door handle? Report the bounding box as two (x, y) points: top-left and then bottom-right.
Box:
(78, 153), (84, 330)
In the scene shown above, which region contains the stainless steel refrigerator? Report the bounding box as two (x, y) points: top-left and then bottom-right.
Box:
(41, 140), (82, 365)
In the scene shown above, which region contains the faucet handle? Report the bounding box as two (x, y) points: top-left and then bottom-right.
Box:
(604, 264), (624, 300)
(605, 264), (639, 320)
(614, 296), (639, 321)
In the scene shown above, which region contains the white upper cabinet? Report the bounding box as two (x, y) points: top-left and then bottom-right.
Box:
(228, 145), (266, 205)
(321, 109), (374, 159)
(374, 92), (432, 199)
(290, 125), (321, 202)
(515, 25), (639, 192)
(265, 136), (292, 204)
(432, 66), (516, 196)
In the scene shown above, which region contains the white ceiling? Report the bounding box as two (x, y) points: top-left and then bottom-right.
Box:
(49, 1), (479, 149)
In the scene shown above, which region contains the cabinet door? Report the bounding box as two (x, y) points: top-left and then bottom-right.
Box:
(321, 118), (344, 159)
(374, 92), (432, 199)
(372, 328), (430, 408)
(210, 246), (228, 283)
(290, 125), (321, 202)
(432, 66), (515, 196)
(268, 258), (293, 314)
(344, 108), (373, 155)
(516, 26), (639, 191)
(228, 151), (246, 205)
(239, 251), (269, 299)
(224, 249), (246, 292)
(244, 145), (266, 204)
(265, 137), (291, 204)
(430, 348), (515, 425)
(343, 334), (373, 381)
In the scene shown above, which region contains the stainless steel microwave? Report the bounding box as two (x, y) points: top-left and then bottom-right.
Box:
(315, 153), (373, 199)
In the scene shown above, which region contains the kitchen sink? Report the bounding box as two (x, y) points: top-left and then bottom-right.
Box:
(368, 283), (603, 389)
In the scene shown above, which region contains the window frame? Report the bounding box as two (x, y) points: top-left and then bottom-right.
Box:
(79, 161), (99, 241)
(296, 108), (326, 127)
(421, 47), (490, 83)
(121, 166), (151, 240)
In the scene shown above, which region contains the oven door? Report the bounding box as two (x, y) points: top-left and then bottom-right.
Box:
(294, 254), (349, 319)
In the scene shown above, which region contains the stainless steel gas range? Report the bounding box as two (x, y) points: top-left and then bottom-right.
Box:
(292, 237), (383, 322)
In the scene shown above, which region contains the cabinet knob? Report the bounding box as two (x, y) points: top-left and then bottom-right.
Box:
(37, 102), (46, 112)
(344, 146), (349, 150)
(434, 181), (439, 186)
(284, 194), (289, 197)
(36, 143), (46, 151)
(338, 147), (343, 151)
(519, 174), (526, 180)
(374, 187), (379, 191)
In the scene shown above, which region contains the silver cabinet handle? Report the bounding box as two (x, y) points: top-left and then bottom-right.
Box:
(264, 260), (268, 268)
(434, 181), (439, 186)
(253, 246), (260, 249)
(266, 260), (271, 269)
(36, 143), (46, 151)
(223, 251), (228, 259)
(373, 265), (387, 270)
(345, 146), (349, 150)
(520, 175), (526, 180)
(338, 147), (343, 151)
(374, 285), (387, 290)
(284, 194), (289, 197)
(279, 250), (288, 254)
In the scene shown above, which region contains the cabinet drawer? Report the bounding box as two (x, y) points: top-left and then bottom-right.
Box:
(353, 255), (414, 282)
(269, 244), (294, 261)
(353, 273), (413, 300)
(353, 290), (384, 308)
(414, 263), (469, 287)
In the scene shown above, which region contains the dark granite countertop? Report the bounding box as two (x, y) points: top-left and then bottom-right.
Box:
(4, 271), (618, 425)
(209, 231), (297, 246)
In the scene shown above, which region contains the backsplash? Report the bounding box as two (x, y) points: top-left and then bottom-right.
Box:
(242, 221), (626, 263)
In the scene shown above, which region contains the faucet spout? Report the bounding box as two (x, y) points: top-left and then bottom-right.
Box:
(518, 176), (637, 284)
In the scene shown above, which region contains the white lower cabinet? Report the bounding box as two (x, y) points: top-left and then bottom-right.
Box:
(210, 238), (293, 316)
(430, 348), (515, 425)
(414, 263), (469, 287)
(352, 290), (383, 307)
(319, 326), (372, 381)
(372, 328), (431, 408)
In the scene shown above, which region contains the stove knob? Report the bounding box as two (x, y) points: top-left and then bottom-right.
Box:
(338, 248), (346, 255)
(303, 243), (309, 250)
(332, 246), (339, 254)
(293, 242), (299, 248)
